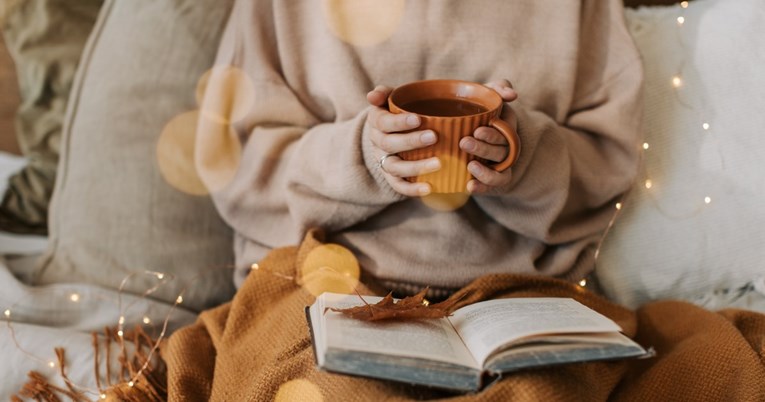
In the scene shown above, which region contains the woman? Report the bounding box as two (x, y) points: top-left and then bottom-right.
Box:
(203, 0), (643, 298)
(165, 3), (765, 401)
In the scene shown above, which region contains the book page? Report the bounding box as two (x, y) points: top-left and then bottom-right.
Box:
(319, 293), (479, 369)
(448, 298), (623, 366)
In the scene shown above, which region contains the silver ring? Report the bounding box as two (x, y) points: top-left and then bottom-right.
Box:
(379, 153), (395, 173)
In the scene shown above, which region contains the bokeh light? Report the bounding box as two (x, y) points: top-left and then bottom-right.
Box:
(416, 153), (471, 197)
(195, 112), (241, 193)
(321, 0), (406, 46)
(300, 244), (360, 297)
(197, 65), (255, 124)
(156, 111), (210, 196)
(275, 379), (324, 402)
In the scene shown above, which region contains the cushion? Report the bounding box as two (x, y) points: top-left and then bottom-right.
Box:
(0, 0), (103, 235)
(34, 0), (237, 312)
(596, 0), (765, 308)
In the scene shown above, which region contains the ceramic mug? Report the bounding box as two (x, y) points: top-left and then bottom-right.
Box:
(388, 79), (521, 193)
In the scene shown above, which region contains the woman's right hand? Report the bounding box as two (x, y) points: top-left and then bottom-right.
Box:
(365, 85), (442, 197)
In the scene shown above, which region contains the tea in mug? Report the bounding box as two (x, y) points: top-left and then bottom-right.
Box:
(401, 98), (488, 117)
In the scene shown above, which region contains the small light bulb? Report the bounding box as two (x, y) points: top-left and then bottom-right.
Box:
(3, 309), (10, 318)
(69, 293), (80, 302)
(251, 263), (259, 271)
(176, 295), (184, 304)
(645, 180), (653, 189)
(677, 16), (685, 25)
(615, 202), (623, 210)
(680, 1), (689, 8)
(579, 279), (587, 287)
(642, 142), (650, 150)
(702, 123), (710, 130)
(128, 381), (134, 387)
(117, 330), (124, 338)
(672, 76), (683, 88)
(118, 316), (125, 325)
(156, 273), (165, 280)
(142, 316), (151, 325)
(48, 361), (56, 368)
(704, 196), (711, 204)
(100, 394), (107, 400)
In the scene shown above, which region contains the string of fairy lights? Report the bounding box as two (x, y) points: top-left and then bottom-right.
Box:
(637, 0), (719, 219)
(2, 270), (193, 399)
(591, 0), (715, 286)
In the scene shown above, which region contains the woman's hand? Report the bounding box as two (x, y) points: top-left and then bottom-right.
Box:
(460, 79), (519, 194)
(366, 86), (441, 197)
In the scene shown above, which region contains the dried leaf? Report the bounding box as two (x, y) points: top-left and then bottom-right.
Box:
(327, 287), (466, 321)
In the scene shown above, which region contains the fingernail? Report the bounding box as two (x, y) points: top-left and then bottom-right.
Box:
(418, 186), (431, 196)
(461, 139), (475, 151)
(407, 114), (420, 127)
(421, 131), (436, 144)
(469, 163), (481, 175)
(426, 159), (441, 171)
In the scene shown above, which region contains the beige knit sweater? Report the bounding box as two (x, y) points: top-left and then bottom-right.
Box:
(207, 0), (644, 293)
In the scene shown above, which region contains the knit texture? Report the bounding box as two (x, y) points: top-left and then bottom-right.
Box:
(206, 0), (645, 291)
(162, 230), (765, 401)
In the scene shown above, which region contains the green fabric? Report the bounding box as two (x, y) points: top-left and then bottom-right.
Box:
(0, 0), (102, 235)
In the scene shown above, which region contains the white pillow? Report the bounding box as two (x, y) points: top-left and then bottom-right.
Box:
(596, 0), (765, 308)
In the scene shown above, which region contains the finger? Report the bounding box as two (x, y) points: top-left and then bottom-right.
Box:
(383, 156), (441, 178)
(466, 179), (493, 194)
(473, 126), (509, 145)
(485, 79), (518, 102)
(386, 176), (432, 197)
(467, 160), (512, 187)
(372, 108), (421, 133)
(366, 85), (393, 107)
(460, 137), (508, 163)
(373, 129), (437, 154)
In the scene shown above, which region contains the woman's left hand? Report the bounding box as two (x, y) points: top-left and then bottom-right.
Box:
(460, 79), (519, 194)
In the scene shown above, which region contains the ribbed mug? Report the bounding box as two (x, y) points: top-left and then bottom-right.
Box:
(388, 79), (520, 193)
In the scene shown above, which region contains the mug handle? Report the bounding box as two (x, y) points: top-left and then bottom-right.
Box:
(487, 117), (521, 172)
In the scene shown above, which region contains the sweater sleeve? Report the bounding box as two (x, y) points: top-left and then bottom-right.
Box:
(472, 0), (644, 246)
(204, 0), (405, 250)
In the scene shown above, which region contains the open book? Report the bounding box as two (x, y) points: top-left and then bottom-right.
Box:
(306, 293), (648, 392)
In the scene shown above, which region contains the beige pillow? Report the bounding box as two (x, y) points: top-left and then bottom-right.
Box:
(34, 0), (237, 312)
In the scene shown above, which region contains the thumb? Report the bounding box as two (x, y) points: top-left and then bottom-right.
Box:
(366, 85), (393, 107)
